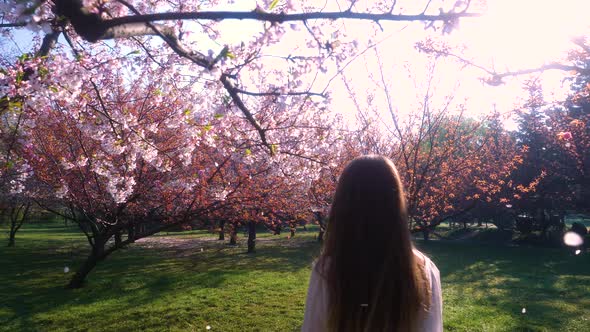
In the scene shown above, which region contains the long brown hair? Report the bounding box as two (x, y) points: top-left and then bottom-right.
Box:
(318, 155), (430, 331)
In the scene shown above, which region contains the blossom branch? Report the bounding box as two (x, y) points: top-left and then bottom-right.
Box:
(220, 74), (273, 155)
(234, 87), (326, 98)
(418, 44), (590, 85)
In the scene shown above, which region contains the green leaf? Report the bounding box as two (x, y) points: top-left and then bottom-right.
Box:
(270, 144), (278, 154)
(38, 66), (49, 78)
(203, 124), (212, 131)
(245, 148), (252, 156)
(184, 109), (191, 116)
(214, 113), (224, 119)
(269, 0), (280, 10)
(48, 86), (58, 93)
(5, 161), (14, 169)
(15, 71), (24, 84)
(8, 101), (22, 111)
(225, 51), (236, 59)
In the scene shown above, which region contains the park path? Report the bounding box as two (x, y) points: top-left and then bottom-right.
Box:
(135, 233), (313, 256)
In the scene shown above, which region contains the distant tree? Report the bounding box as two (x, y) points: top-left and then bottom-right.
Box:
(559, 39), (590, 211)
(340, 57), (529, 240)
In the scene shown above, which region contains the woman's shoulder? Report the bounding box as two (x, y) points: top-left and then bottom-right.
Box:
(311, 256), (329, 276)
(412, 249), (440, 275)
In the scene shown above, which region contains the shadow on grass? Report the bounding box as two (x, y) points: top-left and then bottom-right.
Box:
(2, 225), (588, 331)
(417, 241), (590, 331)
(0, 229), (320, 331)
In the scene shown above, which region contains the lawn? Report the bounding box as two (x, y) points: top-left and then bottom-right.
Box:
(1, 223), (589, 331)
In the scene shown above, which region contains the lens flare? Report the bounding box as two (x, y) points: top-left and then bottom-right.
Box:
(563, 232), (584, 247)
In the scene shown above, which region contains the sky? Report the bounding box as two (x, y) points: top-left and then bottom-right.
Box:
(3, 0), (590, 131)
(202, 0), (590, 130)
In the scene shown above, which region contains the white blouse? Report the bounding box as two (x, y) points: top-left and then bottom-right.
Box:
(302, 250), (442, 331)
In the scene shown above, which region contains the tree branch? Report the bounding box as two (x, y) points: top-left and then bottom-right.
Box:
(0, 22), (28, 28)
(52, 0), (479, 45)
(419, 45), (589, 85)
(104, 10), (480, 26)
(234, 87), (326, 98)
(220, 74), (273, 154)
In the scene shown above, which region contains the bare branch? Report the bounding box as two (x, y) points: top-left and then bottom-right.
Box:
(420, 45), (589, 85)
(0, 22), (28, 28)
(103, 9), (481, 26)
(220, 74), (273, 154)
(52, 0), (479, 46)
(234, 87), (326, 98)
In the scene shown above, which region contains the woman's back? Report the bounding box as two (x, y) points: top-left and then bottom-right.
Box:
(302, 249), (442, 332)
(301, 155), (443, 331)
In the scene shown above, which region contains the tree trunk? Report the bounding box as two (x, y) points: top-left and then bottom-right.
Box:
(247, 221), (256, 253)
(290, 224), (295, 238)
(67, 234), (110, 289)
(67, 252), (103, 289)
(218, 219), (225, 241)
(7, 230), (15, 247)
(315, 212), (325, 243)
(8, 216), (17, 247)
(422, 229), (430, 241)
(115, 231), (122, 247)
(317, 227), (325, 242)
(229, 225), (237, 245)
(7, 203), (30, 247)
(127, 223), (135, 242)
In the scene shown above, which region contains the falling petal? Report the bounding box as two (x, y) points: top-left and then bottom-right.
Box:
(565, 142), (571, 148)
(506, 204), (513, 208)
(522, 308), (526, 314)
(64, 266), (70, 273)
(575, 249), (581, 255)
(563, 231), (584, 247)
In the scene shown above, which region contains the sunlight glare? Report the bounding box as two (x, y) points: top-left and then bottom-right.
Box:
(563, 231), (584, 247)
(456, 0), (590, 68)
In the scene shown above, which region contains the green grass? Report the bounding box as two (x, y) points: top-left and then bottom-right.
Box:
(1, 223), (589, 331)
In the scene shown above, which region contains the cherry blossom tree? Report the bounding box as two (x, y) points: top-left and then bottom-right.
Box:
(0, 0), (485, 285)
(331, 55), (537, 240)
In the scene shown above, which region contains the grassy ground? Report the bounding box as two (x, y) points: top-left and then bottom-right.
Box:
(1, 223), (589, 332)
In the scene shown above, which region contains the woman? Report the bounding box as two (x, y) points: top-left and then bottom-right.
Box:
(302, 155), (442, 331)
